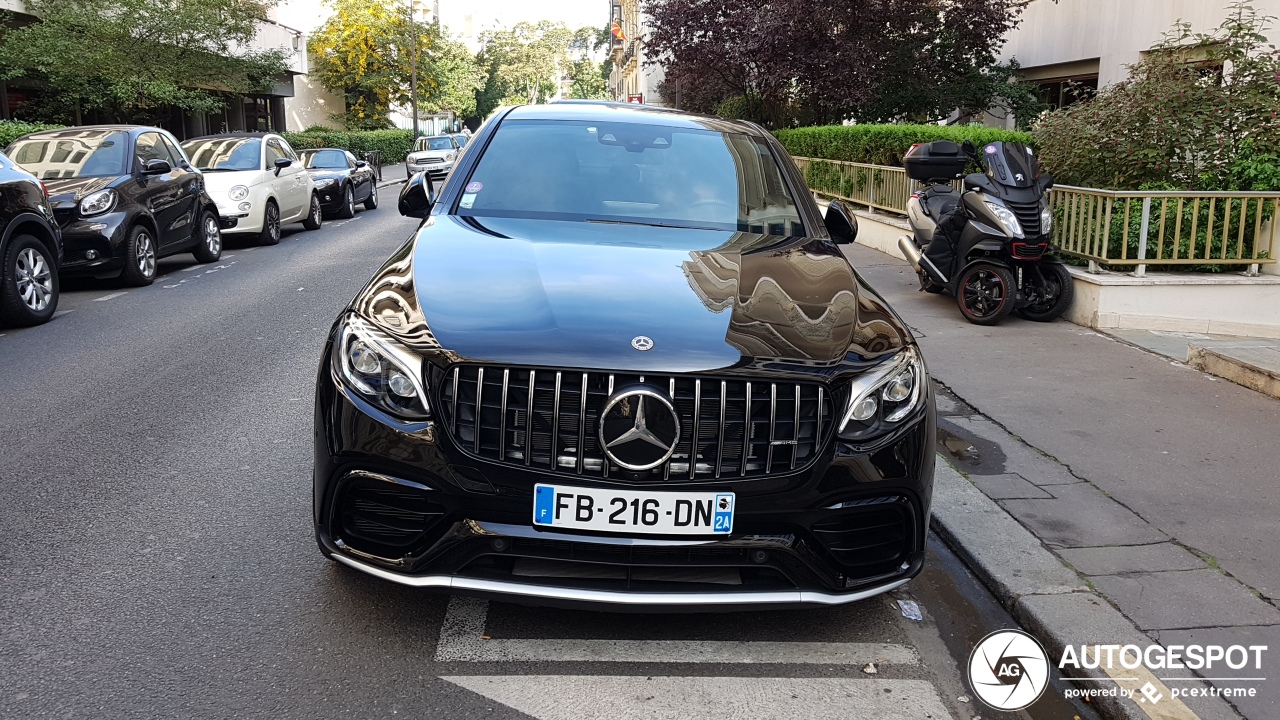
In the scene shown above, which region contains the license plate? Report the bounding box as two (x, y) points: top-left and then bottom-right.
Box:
(532, 484), (734, 535)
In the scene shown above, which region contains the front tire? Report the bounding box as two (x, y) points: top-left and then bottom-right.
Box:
(120, 225), (158, 287)
(337, 185), (355, 219)
(956, 262), (1015, 326)
(363, 182), (378, 210)
(302, 193), (323, 230)
(1017, 263), (1075, 322)
(257, 200), (281, 245)
(192, 210), (222, 263)
(0, 234), (58, 327)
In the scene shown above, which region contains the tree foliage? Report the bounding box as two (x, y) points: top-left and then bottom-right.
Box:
(475, 21), (574, 113)
(1034, 2), (1280, 190)
(645, 0), (1024, 127)
(419, 36), (486, 119)
(0, 0), (290, 124)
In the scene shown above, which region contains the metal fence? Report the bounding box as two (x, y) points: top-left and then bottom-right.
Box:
(792, 156), (1279, 274)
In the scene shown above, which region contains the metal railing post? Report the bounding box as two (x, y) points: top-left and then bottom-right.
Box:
(1135, 197), (1151, 277)
(868, 167), (875, 211)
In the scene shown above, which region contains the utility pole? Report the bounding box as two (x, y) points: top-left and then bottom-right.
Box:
(408, 0), (420, 138)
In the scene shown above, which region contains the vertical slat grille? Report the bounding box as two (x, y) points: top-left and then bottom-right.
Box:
(440, 365), (832, 482)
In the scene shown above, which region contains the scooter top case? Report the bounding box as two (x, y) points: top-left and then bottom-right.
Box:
(903, 141), (969, 182)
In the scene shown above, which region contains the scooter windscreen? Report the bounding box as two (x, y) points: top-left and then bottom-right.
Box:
(981, 141), (1039, 188)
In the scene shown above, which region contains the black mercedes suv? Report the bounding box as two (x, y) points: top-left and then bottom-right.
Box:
(314, 102), (935, 609)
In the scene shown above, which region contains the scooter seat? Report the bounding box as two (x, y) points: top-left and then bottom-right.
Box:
(924, 190), (959, 220)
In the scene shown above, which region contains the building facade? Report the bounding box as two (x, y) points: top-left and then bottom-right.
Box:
(992, 0), (1280, 125)
(608, 0), (665, 105)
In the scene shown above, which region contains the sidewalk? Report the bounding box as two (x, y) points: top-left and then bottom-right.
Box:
(843, 241), (1280, 720)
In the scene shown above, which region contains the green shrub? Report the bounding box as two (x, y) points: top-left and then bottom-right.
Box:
(773, 124), (1033, 167)
(281, 128), (416, 164)
(0, 120), (65, 148)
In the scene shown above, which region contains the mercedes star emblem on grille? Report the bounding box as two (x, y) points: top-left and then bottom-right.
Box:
(598, 388), (680, 471)
(631, 335), (654, 351)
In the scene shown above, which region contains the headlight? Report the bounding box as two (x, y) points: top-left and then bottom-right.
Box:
(332, 314), (431, 423)
(79, 189), (115, 216)
(445, 152), (456, 162)
(839, 346), (927, 439)
(228, 185), (249, 201)
(407, 154), (423, 163)
(984, 201), (1024, 238)
(314, 178), (336, 189)
(1040, 205), (1053, 235)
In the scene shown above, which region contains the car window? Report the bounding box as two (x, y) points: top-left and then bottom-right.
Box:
(459, 119), (806, 236)
(135, 133), (173, 168)
(266, 139), (287, 165)
(159, 135), (188, 167)
(181, 137), (262, 171)
(344, 151), (358, 167)
(300, 150), (349, 169)
(454, 135), (469, 148)
(277, 137), (299, 161)
(8, 131), (128, 179)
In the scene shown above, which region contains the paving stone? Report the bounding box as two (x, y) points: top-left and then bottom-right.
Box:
(940, 415), (1081, 485)
(1155, 625), (1280, 720)
(1058, 543), (1207, 576)
(1091, 570), (1280, 631)
(999, 482), (1167, 548)
(970, 473), (1053, 499)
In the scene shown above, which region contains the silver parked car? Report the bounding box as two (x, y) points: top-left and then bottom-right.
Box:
(404, 135), (459, 181)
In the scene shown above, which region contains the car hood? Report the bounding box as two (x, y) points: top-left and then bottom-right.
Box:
(407, 150), (451, 162)
(307, 169), (347, 182)
(43, 175), (118, 207)
(199, 169), (271, 193)
(356, 216), (909, 374)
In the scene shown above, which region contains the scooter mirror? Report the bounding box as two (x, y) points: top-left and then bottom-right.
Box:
(960, 140), (978, 158)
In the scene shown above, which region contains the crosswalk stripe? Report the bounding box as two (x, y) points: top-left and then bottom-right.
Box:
(443, 675), (952, 720)
(435, 597), (918, 666)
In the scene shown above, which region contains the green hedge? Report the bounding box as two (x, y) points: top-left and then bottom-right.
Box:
(281, 129), (416, 164)
(774, 124), (1034, 167)
(0, 120), (65, 148)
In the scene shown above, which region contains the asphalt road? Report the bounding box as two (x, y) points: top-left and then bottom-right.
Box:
(0, 207), (1085, 719)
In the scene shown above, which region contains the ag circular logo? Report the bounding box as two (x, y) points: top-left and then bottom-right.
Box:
(598, 388), (680, 471)
(968, 629), (1050, 711)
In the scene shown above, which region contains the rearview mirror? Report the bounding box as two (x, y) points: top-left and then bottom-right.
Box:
(960, 140), (978, 159)
(398, 171), (436, 218)
(824, 199), (859, 245)
(273, 157), (292, 174)
(1039, 172), (1055, 191)
(355, 160), (368, 168)
(141, 158), (171, 175)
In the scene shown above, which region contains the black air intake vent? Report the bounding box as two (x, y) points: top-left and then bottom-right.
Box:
(336, 475), (444, 555)
(810, 497), (913, 572)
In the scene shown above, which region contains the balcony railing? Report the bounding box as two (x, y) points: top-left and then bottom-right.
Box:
(791, 156), (1278, 274)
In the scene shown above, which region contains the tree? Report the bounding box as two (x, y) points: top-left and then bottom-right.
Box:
(567, 26), (609, 100)
(419, 36), (486, 119)
(0, 0), (289, 125)
(644, 0), (1023, 128)
(475, 21), (574, 108)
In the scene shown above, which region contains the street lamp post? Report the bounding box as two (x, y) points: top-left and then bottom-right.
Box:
(408, 0), (421, 138)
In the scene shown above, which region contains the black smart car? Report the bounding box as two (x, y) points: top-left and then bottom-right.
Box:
(297, 148), (379, 219)
(314, 102), (935, 609)
(7, 125), (223, 286)
(0, 151), (62, 327)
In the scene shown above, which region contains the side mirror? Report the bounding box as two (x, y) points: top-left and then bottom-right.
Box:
(824, 199), (859, 245)
(273, 157), (292, 174)
(1039, 172), (1055, 191)
(398, 171), (436, 218)
(355, 160), (368, 168)
(141, 158), (171, 175)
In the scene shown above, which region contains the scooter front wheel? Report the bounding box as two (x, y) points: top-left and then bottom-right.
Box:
(956, 262), (1016, 325)
(1017, 263), (1074, 322)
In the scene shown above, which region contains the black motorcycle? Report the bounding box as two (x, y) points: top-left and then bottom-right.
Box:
(897, 140), (1073, 325)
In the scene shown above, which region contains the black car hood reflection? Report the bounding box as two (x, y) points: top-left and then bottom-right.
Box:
(306, 169), (346, 182)
(44, 175), (117, 206)
(397, 216), (908, 373)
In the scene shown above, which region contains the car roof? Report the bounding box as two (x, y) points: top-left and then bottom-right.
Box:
(15, 125), (159, 141)
(297, 147), (347, 152)
(504, 102), (763, 136)
(183, 132), (276, 142)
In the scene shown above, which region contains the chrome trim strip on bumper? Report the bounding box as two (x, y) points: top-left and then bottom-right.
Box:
(331, 552), (910, 606)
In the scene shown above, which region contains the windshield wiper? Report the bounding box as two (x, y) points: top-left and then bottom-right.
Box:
(198, 167), (239, 172)
(587, 218), (724, 232)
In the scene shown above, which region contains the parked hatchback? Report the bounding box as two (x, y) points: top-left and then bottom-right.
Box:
(0, 150), (62, 326)
(297, 148), (379, 219)
(181, 133), (322, 245)
(7, 125), (223, 286)
(404, 135), (459, 181)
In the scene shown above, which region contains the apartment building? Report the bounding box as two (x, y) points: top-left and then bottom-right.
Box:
(607, 0), (665, 105)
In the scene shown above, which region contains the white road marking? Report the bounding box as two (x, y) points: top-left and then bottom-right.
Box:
(434, 597), (918, 665)
(243, 246), (258, 251)
(93, 292), (128, 302)
(181, 265), (203, 272)
(443, 675), (952, 720)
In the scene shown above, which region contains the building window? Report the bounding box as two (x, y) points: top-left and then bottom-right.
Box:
(1034, 75), (1098, 111)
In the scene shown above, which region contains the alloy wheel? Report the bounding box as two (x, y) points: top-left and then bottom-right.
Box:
(204, 215), (221, 256)
(15, 246), (53, 311)
(268, 205), (280, 241)
(962, 269), (1005, 318)
(346, 187), (354, 215)
(312, 196), (321, 225)
(137, 232), (156, 278)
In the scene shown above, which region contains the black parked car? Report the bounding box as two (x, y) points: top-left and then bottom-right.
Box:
(0, 151), (62, 327)
(314, 102), (935, 610)
(297, 148), (378, 219)
(7, 125), (223, 287)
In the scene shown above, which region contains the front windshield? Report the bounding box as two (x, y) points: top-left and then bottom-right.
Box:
(181, 137), (262, 171)
(299, 149), (348, 169)
(459, 119), (805, 235)
(415, 137), (455, 152)
(7, 131), (128, 179)
(454, 135), (468, 148)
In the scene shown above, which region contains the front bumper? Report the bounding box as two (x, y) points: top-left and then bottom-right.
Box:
(314, 351), (936, 610)
(57, 211), (129, 276)
(406, 161), (453, 178)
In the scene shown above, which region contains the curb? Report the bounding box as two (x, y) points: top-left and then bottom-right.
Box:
(376, 177), (406, 190)
(929, 456), (1242, 720)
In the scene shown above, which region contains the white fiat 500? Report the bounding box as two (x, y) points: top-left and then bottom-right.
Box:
(181, 133), (322, 245)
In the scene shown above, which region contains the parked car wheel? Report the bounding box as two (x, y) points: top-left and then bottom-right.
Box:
(1017, 263), (1074, 322)
(956, 262), (1015, 325)
(258, 200), (281, 245)
(0, 234), (58, 327)
(337, 185), (355, 219)
(192, 210), (223, 263)
(363, 182), (378, 210)
(120, 225), (158, 287)
(303, 194), (323, 231)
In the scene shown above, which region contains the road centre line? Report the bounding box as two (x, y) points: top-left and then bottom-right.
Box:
(93, 291), (128, 301)
(434, 596), (919, 665)
(442, 675), (952, 720)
